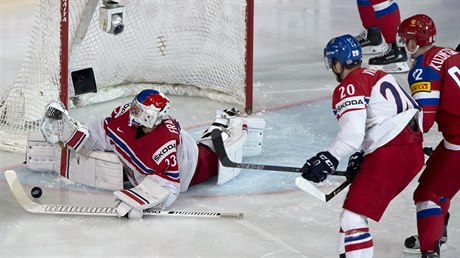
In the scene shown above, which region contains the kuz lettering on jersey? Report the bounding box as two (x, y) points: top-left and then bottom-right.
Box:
(153, 140), (176, 164)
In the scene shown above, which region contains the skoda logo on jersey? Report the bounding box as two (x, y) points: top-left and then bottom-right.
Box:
(335, 96), (366, 116)
(119, 103), (130, 115)
(153, 140), (176, 164)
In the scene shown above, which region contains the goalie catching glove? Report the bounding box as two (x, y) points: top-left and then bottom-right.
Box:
(114, 176), (170, 219)
(301, 151), (338, 183)
(40, 101), (89, 152)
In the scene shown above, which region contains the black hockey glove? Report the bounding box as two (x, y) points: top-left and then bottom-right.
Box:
(301, 151), (338, 183)
(345, 151), (364, 182)
(423, 147), (433, 156)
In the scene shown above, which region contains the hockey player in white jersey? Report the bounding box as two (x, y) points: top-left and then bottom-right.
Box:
(297, 34), (424, 257)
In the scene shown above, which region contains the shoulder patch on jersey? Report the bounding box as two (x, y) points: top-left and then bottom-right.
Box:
(152, 140), (176, 165)
(411, 81), (432, 93)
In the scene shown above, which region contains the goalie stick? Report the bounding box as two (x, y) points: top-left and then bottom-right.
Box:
(295, 146), (431, 202)
(211, 129), (349, 201)
(210, 129), (346, 176)
(4, 170), (243, 219)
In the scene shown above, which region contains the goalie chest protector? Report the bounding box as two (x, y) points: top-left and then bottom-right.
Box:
(104, 110), (182, 185)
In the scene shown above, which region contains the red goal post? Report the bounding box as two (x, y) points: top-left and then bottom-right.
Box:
(0, 0), (254, 152)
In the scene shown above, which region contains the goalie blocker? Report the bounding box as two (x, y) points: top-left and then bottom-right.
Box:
(27, 110), (266, 190)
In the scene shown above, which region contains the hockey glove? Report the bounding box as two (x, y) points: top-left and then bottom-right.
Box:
(114, 177), (169, 219)
(301, 151), (338, 183)
(40, 101), (89, 152)
(345, 151), (364, 182)
(423, 147), (433, 156)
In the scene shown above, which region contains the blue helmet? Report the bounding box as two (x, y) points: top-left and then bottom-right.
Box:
(324, 34), (362, 70)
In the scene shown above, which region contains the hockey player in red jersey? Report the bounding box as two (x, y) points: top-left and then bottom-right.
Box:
(297, 34), (424, 257)
(31, 89), (265, 219)
(84, 89), (221, 218)
(355, 0), (409, 73)
(398, 14), (460, 258)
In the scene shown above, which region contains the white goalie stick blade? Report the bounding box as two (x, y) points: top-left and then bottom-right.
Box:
(4, 170), (243, 219)
(295, 177), (351, 203)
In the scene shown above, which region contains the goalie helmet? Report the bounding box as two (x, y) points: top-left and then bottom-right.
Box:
(324, 34), (362, 70)
(129, 89), (170, 128)
(398, 14), (436, 47)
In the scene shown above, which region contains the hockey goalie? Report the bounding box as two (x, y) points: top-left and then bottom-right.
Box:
(27, 89), (265, 219)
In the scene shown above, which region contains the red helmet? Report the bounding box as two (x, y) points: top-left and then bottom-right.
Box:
(398, 14), (436, 47)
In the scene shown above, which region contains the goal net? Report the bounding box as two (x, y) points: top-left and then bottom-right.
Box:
(0, 0), (253, 152)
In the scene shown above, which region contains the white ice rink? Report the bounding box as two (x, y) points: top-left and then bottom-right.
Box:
(1, 0), (459, 257)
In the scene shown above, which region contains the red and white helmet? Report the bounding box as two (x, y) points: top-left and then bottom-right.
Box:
(129, 89), (170, 128)
(398, 14), (436, 47)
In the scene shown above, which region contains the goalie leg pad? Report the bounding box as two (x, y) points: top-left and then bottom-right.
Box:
(242, 117), (266, 157)
(26, 131), (60, 172)
(27, 130), (123, 191)
(217, 117), (247, 185)
(66, 148), (124, 191)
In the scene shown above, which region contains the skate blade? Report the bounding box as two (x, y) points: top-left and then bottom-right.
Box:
(403, 247), (421, 254)
(402, 243), (447, 254)
(369, 61), (410, 73)
(362, 43), (388, 55)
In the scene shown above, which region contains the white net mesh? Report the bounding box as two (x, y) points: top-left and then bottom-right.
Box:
(0, 0), (250, 152)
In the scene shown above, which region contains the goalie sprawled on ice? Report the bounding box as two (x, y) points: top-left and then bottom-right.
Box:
(27, 89), (265, 219)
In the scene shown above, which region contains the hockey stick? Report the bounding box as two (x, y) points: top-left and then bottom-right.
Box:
(211, 129), (350, 202)
(295, 177), (350, 203)
(210, 129), (346, 176)
(4, 170), (243, 219)
(211, 129), (349, 202)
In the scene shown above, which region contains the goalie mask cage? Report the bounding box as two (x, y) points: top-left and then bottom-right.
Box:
(0, 0), (254, 152)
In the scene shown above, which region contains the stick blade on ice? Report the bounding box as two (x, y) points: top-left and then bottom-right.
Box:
(5, 170), (243, 219)
(4, 170), (45, 213)
(295, 177), (327, 202)
(296, 177), (351, 203)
